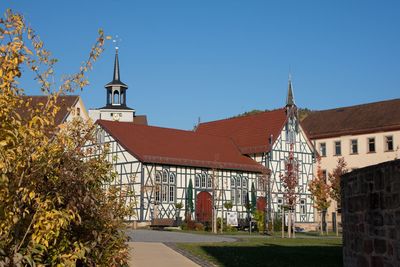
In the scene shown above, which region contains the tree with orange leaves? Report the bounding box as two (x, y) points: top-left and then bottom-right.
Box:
(308, 157), (331, 235)
(328, 157), (347, 236)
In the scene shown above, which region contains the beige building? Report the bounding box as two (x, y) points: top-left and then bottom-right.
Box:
(19, 95), (88, 124)
(302, 98), (400, 230)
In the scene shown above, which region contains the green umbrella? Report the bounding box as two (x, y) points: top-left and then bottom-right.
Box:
(187, 179), (194, 215)
(251, 182), (257, 214)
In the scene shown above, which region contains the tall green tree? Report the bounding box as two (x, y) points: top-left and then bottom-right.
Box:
(0, 10), (130, 266)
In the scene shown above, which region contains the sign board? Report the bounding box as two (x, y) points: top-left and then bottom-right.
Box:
(227, 211), (238, 226)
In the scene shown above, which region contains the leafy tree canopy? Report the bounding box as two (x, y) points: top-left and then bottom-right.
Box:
(0, 9), (130, 266)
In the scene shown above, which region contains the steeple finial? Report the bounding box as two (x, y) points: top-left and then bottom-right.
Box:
(113, 48), (120, 82)
(286, 74), (295, 106)
(105, 38), (127, 90)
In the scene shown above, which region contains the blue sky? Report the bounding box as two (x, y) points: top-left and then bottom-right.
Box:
(3, 1), (400, 129)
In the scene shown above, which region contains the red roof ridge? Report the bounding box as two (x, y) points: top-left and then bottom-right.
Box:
(310, 98), (400, 114)
(199, 108), (285, 126)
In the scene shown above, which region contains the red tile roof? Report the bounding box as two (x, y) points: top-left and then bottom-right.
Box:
(97, 120), (267, 173)
(301, 99), (400, 139)
(196, 109), (288, 154)
(18, 95), (79, 125)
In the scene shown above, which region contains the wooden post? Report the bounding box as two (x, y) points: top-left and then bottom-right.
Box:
(292, 208), (296, 238)
(281, 208), (284, 238)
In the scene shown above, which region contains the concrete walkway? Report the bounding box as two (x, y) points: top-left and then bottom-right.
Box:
(128, 242), (200, 267)
(128, 229), (236, 243)
(127, 229), (236, 266)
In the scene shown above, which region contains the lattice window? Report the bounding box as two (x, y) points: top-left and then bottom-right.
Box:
(231, 174), (248, 206)
(155, 169), (177, 204)
(300, 199), (306, 215)
(195, 172), (210, 189)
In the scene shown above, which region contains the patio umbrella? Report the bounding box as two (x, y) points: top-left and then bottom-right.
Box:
(251, 182), (257, 214)
(187, 179), (194, 215)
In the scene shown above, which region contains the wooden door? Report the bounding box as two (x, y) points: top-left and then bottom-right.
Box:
(196, 191), (212, 223)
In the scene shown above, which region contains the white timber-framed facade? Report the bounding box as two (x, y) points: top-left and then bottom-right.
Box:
(88, 49), (317, 228)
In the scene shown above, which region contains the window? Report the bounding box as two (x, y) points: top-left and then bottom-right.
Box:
(162, 170), (168, 183)
(162, 185), (168, 202)
(236, 190), (242, 205)
(195, 172), (210, 189)
(319, 143), (326, 157)
(169, 173), (175, 184)
(201, 174), (206, 188)
(76, 107), (81, 116)
(155, 169), (176, 204)
(97, 130), (105, 144)
(207, 175), (212, 188)
(155, 186), (160, 202)
(350, 139), (358, 154)
(231, 175), (248, 206)
(113, 91), (120, 104)
(258, 176), (266, 191)
(169, 185), (175, 202)
(322, 170), (327, 183)
(300, 199), (306, 215)
(334, 141), (341, 156)
(368, 138), (375, 153)
(277, 198), (283, 213)
(385, 136), (394, 151)
(243, 191), (248, 205)
(155, 172), (161, 183)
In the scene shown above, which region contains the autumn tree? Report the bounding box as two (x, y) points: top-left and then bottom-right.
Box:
(281, 154), (298, 238)
(308, 157), (331, 235)
(0, 10), (131, 266)
(328, 157), (347, 236)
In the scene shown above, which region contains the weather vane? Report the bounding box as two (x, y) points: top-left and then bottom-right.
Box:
(112, 35), (122, 51)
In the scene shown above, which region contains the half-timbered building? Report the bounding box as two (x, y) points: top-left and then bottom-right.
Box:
(196, 81), (316, 226)
(89, 49), (316, 228)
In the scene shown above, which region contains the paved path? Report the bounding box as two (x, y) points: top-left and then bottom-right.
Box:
(128, 229), (237, 243)
(127, 229), (237, 266)
(128, 242), (200, 267)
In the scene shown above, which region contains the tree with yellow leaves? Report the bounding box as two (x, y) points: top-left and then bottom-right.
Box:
(308, 157), (331, 235)
(0, 9), (130, 266)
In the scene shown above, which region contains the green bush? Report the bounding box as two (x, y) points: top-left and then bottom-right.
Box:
(253, 211), (265, 233)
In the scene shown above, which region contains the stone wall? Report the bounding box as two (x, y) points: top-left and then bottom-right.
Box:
(341, 159), (400, 267)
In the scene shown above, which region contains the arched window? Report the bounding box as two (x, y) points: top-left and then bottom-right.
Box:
(169, 172), (175, 184)
(113, 91), (120, 104)
(201, 173), (206, 188)
(162, 169), (168, 183)
(155, 169), (176, 204)
(207, 174), (212, 188)
(120, 91), (124, 105)
(231, 174), (248, 205)
(195, 172), (210, 189)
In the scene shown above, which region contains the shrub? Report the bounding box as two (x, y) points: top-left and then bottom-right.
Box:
(0, 10), (130, 266)
(194, 223), (205, 231)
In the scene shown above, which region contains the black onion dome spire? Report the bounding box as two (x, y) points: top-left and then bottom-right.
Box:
(105, 48), (128, 89)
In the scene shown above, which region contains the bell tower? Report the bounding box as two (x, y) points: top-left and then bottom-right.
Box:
(105, 47), (129, 107)
(88, 47), (135, 122)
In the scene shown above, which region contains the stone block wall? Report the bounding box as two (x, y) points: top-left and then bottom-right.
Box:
(341, 159), (400, 267)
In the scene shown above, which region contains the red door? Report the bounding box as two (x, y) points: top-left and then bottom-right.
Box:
(256, 197), (266, 212)
(196, 191), (212, 223)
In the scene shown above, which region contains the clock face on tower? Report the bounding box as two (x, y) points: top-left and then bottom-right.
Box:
(112, 113), (120, 121)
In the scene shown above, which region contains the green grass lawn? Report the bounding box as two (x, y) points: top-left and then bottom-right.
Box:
(177, 237), (343, 267)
